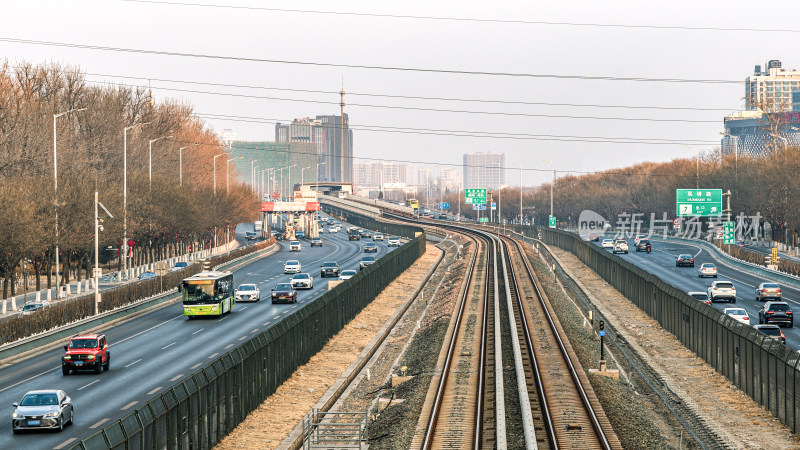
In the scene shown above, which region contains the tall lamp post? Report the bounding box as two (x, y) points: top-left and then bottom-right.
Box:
(179, 143), (200, 187)
(148, 135), (172, 191)
(212, 153), (228, 195)
(226, 156), (243, 194)
(53, 107), (87, 292)
(513, 163), (522, 224)
(314, 162), (327, 198)
(543, 160), (554, 219)
(286, 164), (298, 199)
(123, 121), (150, 276)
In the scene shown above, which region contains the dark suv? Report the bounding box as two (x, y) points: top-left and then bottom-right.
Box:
(62, 334), (110, 375)
(320, 261), (340, 278)
(759, 301), (793, 327)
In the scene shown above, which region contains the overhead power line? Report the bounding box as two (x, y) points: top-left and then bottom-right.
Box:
(62, 68), (736, 112)
(84, 78), (722, 123)
(120, 0), (800, 34)
(0, 36), (741, 84)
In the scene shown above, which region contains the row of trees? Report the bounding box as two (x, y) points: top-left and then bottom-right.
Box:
(0, 61), (259, 299)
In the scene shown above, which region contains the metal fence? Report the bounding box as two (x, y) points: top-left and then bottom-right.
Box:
(518, 225), (800, 434)
(68, 223), (426, 450)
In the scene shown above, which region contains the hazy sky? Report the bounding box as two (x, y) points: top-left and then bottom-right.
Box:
(2, 0), (797, 187)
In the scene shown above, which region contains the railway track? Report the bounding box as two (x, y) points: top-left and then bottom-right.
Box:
(384, 213), (619, 449)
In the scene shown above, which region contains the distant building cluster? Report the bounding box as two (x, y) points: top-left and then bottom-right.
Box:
(722, 60), (800, 156)
(463, 152), (505, 190)
(275, 115), (353, 183)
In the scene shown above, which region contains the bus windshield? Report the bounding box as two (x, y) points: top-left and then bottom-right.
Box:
(183, 282), (217, 305)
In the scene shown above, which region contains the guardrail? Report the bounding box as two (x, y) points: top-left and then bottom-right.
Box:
(68, 209), (426, 449)
(519, 225), (800, 434)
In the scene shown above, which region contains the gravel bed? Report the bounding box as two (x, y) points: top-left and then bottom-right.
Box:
(525, 246), (689, 449)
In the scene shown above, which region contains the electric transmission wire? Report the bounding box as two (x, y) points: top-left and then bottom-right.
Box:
(120, 0), (800, 34)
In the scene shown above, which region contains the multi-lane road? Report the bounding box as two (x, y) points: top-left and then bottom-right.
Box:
(593, 236), (800, 349)
(2, 215), (397, 450)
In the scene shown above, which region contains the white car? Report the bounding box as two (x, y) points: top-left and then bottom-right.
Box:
(290, 273), (314, 289)
(634, 235), (647, 245)
(339, 270), (358, 280)
(708, 281), (736, 303)
(601, 239), (614, 249)
(612, 239), (628, 254)
(235, 283), (260, 302)
(289, 241), (301, 252)
(330, 225), (341, 233)
(373, 232), (384, 241)
(724, 307), (750, 325)
(20, 301), (51, 316)
(284, 260), (302, 274)
(387, 237), (401, 247)
(698, 263), (717, 278)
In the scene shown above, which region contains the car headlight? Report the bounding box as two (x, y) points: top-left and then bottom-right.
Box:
(44, 411), (59, 418)
(87, 354), (96, 360)
(12, 411), (21, 418)
(63, 355), (72, 360)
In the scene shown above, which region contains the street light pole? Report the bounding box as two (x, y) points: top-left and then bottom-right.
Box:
(543, 160), (554, 218)
(123, 121), (150, 276)
(513, 164), (522, 224)
(179, 144), (200, 187)
(212, 153), (227, 195)
(53, 107), (87, 292)
(315, 162), (327, 199)
(287, 164), (298, 199)
(226, 156), (243, 194)
(148, 135), (172, 191)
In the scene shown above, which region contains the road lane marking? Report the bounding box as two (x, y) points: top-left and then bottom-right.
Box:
(170, 374), (184, 381)
(220, 316), (229, 321)
(54, 438), (77, 449)
(90, 418), (110, 429)
(116, 315), (184, 345)
(224, 344), (234, 349)
(273, 316), (280, 319)
(148, 387), (162, 395)
(190, 363), (202, 369)
(208, 352), (219, 359)
(121, 401), (138, 410)
(77, 380), (100, 391)
(240, 306), (248, 311)
(263, 321), (271, 326)
(124, 359), (143, 368)
(192, 328), (204, 335)
(161, 342), (176, 350)
(0, 367), (60, 393)
(238, 336), (248, 341)
(250, 328), (259, 334)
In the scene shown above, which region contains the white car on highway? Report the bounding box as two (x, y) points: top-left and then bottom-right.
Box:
(338, 270), (358, 280)
(724, 307), (750, 325)
(634, 235), (647, 245)
(290, 273), (314, 289)
(289, 241), (301, 252)
(284, 260), (302, 273)
(601, 239), (614, 249)
(330, 225), (341, 233)
(235, 284), (260, 302)
(698, 263), (717, 278)
(612, 239), (628, 254)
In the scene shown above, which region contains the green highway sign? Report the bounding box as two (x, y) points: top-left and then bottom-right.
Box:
(723, 221), (735, 245)
(549, 215), (556, 228)
(464, 188), (487, 204)
(479, 217), (489, 223)
(676, 189), (722, 217)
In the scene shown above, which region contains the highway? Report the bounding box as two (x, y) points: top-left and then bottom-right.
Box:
(2, 215), (398, 450)
(592, 236), (800, 350)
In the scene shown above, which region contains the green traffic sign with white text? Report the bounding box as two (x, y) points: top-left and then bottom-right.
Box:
(549, 215), (556, 228)
(479, 217), (489, 223)
(723, 221), (735, 245)
(464, 188), (487, 204)
(676, 189), (722, 217)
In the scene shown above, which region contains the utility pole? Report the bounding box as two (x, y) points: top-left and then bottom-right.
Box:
(340, 85), (345, 183)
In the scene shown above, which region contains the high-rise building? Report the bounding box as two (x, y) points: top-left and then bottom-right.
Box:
(353, 162), (408, 188)
(463, 152), (505, 189)
(438, 167), (462, 190)
(745, 60), (800, 111)
(275, 114), (353, 183)
(228, 141), (316, 197)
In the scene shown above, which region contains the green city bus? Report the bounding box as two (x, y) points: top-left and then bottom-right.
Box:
(181, 270), (235, 318)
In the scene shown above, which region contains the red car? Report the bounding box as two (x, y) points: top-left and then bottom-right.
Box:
(62, 333), (110, 375)
(271, 283), (297, 304)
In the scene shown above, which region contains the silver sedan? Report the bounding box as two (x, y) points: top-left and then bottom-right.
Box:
(12, 389), (74, 433)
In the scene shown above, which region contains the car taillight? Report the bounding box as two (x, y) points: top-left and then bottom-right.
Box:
(767, 311), (774, 314)
(787, 311), (793, 315)
(777, 289), (782, 292)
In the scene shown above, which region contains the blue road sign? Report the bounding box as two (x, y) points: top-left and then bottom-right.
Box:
(472, 203), (486, 210)
(438, 202), (451, 210)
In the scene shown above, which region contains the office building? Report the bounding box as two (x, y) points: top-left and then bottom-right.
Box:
(353, 162), (408, 188)
(745, 60), (800, 111)
(275, 114), (353, 184)
(439, 167), (462, 190)
(721, 110), (800, 157)
(463, 152), (505, 189)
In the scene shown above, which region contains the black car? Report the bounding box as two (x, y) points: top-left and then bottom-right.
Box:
(271, 283), (297, 304)
(359, 256), (376, 270)
(320, 261), (340, 278)
(676, 254), (694, 267)
(245, 231), (258, 240)
(359, 229), (372, 238)
(348, 230), (361, 241)
(635, 240), (651, 252)
(759, 301), (793, 327)
(364, 243), (378, 253)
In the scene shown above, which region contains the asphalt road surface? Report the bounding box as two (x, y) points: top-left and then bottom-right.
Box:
(592, 236), (800, 350)
(1, 215), (399, 450)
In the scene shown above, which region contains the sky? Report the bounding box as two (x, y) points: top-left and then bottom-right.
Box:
(1, 0), (798, 187)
